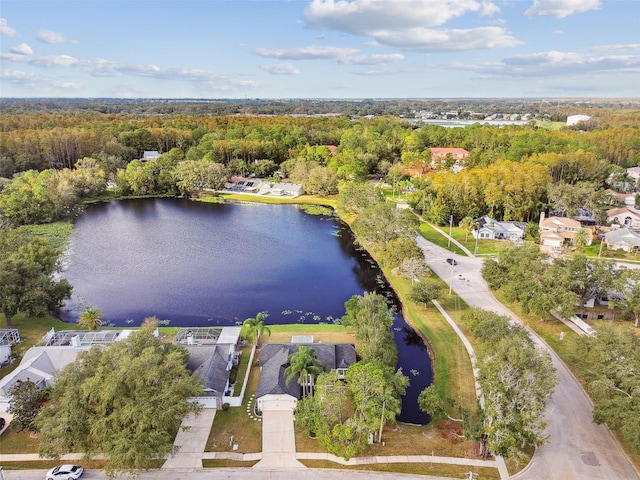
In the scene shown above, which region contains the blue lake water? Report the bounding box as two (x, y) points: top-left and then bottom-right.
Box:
(60, 198), (432, 423)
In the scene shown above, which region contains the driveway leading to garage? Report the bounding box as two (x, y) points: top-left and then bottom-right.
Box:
(254, 408), (305, 469)
(162, 409), (217, 469)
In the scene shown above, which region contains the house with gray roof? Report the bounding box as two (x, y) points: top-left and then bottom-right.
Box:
(605, 227), (640, 253)
(472, 216), (526, 241)
(256, 342), (357, 412)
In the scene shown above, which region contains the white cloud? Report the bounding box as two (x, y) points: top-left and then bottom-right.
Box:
(254, 45), (360, 60)
(0, 49), (257, 91)
(0, 69), (82, 91)
(305, 0), (500, 32)
(447, 50), (640, 77)
(0, 52), (79, 67)
(376, 26), (521, 51)
(260, 63), (301, 75)
(591, 44), (640, 52)
(525, 0), (601, 18)
(10, 43), (33, 55)
(0, 18), (17, 37)
(303, 0), (517, 52)
(37, 29), (77, 44)
(338, 53), (404, 65)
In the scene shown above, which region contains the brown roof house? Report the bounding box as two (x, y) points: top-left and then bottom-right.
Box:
(607, 206), (640, 230)
(539, 213), (592, 256)
(255, 340), (356, 412)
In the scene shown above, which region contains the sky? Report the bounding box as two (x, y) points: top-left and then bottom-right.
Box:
(0, 0), (639, 99)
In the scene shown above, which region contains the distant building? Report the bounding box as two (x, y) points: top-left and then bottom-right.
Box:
(428, 148), (469, 162)
(566, 115), (591, 126)
(140, 150), (161, 162)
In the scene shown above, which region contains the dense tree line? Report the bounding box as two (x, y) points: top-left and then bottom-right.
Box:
(481, 245), (634, 322)
(576, 323), (640, 453)
(1, 107), (638, 231)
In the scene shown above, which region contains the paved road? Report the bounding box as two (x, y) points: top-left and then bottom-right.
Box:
(0, 469), (460, 480)
(417, 236), (640, 480)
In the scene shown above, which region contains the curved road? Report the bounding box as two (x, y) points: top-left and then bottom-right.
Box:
(417, 236), (639, 480)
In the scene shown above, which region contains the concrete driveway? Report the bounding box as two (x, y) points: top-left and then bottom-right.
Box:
(417, 236), (640, 480)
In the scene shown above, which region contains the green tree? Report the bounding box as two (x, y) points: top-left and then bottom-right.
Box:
(341, 292), (397, 367)
(418, 385), (463, 423)
(77, 306), (103, 330)
(241, 311), (271, 344)
(576, 323), (640, 452)
(465, 309), (557, 460)
(612, 269), (640, 327)
(459, 216), (475, 242)
(382, 237), (423, 269)
(409, 280), (442, 308)
(0, 230), (72, 326)
(35, 321), (203, 478)
(8, 380), (42, 433)
(346, 361), (409, 444)
(284, 345), (326, 398)
(304, 166), (338, 196)
(394, 257), (430, 284)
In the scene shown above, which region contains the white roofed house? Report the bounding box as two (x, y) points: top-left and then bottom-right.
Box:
(140, 150), (161, 162)
(472, 216), (526, 241)
(604, 228), (640, 253)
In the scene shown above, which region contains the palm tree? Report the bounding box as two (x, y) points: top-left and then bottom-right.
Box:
(77, 306), (103, 330)
(284, 346), (326, 398)
(242, 312), (271, 345)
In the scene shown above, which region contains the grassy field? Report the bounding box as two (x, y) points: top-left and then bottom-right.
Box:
(218, 192), (336, 208)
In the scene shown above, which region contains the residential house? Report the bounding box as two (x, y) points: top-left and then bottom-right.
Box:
(607, 206), (640, 230)
(429, 148), (469, 162)
(0, 327), (241, 412)
(255, 340), (356, 412)
(0, 329), (20, 366)
(539, 213), (591, 255)
(626, 166), (640, 185)
(224, 178), (304, 197)
(180, 326), (242, 409)
(472, 216), (526, 241)
(605, 227), (640, 253)
(140, 150), (161, 162)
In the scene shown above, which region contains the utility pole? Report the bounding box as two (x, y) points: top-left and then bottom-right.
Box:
(449, 251), (455, 295)
(448, 215), (453, 248)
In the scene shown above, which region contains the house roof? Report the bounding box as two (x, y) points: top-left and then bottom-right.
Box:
(0, 346), (88, 397)
(605, 228), (640, 247)
(183, 344), (232, 396)
(474, 216), (526, 234)
(256, 343), (357, 400)
(607, 206), (640, 219)
(428, 148), (469, 157)
(540, 216), (581, 229)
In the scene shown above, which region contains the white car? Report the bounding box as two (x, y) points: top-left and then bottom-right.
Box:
(45, 464), (83, 480)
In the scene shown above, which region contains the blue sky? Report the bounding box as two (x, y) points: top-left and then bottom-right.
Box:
(1, 0), (639, 98)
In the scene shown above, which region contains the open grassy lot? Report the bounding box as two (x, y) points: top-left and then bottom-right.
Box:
(299, 460), (499, 479)
(218, 192), (336, 208)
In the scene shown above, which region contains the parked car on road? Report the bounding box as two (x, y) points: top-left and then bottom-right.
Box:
(446, 258), (458, 265)
(45, 464), (83, 480)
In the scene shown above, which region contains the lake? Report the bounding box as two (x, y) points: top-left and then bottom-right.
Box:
(60, 198), (432, 423)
